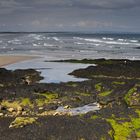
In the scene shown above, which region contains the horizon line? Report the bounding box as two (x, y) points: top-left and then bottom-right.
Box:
(0, 31), (140, 34)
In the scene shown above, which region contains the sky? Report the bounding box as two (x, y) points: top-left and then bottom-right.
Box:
(0, 0), (140, 32)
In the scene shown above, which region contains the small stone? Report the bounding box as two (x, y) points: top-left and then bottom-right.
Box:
(64, 105), (70, 109)
(5, 114), (8, 117)
(12, 111), (17, 116)
(39, 107), (43, 110)
(8, 108), (15, 112)
(0, 113), (3, 116)
(53, 112), (59, 116)
(22, 111), (27, 115)
(0, 84), (4, 87)
(17, 106), (23, 111)
(16, 111), (22, 116)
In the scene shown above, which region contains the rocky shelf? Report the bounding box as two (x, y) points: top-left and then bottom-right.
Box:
(0, 59), (140, 140)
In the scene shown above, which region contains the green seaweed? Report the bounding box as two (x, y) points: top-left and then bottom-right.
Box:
(101, 136), (106, 140)
(20, 98), (33, 107)
(107, 119), (132, 140)
(9, 117), (37, 128)
(1, 100), (20, 109)
(95, 83), (102, 92)
(67, 82), (78, 87)
(35, 92), (58, 107)
(53, 58), (118, 65)
(99, 90), (112, 97)
(75, 91), (91, 97)
(108, 129), (114, 139)
(39, 92), (58, 100)
(107, 111), (140, 140)
(35, 99), (47, 107)
(91, 115), (99, 120)
(112, 81), (125, 85)
(124, 87), (137, 105)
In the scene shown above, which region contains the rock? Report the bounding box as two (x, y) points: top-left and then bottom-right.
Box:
(16, 111), (22, 116)
(39, 107), (43, 110)
(0, 112), (3, 116)
(0, 84), (4, 87)
(17, 106), (23, 111)
(64, 105), (70, 109)
(22, 111), (27, 115)
(9, 117), (37, 128)
(8, 108), (15, 112)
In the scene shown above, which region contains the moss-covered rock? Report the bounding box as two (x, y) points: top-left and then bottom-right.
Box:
(9, 117), (37, 128)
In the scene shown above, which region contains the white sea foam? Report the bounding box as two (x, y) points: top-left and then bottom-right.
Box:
(43, 43), (54, 47)
(7, 39), (21, 45)
(104, 41), (130, 45)
(32, 43), (40, 47)
(75, 37), (132, 45)
(130, 40), (138, 43)
(74, 42), (100, 46)
(28, 34), (43, 40)
(118, 39), (126, 42)
(52, 37), (60, 41)
(102, 37), (114, 40)
(1, 33), (140, 60)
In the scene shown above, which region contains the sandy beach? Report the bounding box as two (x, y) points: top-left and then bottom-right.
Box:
(0, 55), (38, 67)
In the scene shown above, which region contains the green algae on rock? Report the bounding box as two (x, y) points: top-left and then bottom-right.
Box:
(0, 59), (140, 140)
(95, 83), (102, 92)
(125, 86), (140, 106)
(99, 90), (112, 97)
(9, 117), (37, 128)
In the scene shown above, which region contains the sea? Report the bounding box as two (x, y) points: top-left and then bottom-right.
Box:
(0, 32), (140, 60)
(1, 32), (140, 83)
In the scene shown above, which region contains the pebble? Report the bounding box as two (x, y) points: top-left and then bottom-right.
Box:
(39, 107), (43, 110)
(8, 108), (15, 112)
(0, 113), (3, 116)
(17, 106), (23, 111)
(64, 105), (70, 109)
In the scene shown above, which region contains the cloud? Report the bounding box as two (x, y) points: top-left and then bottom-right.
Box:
(0, 0), (140, 32)
(77, 20), (112, 28)
(0, 0), (140, 11)
(0, 0), (21, 8)
(23, 0), (140, 9)
(74, 0), (140, 9)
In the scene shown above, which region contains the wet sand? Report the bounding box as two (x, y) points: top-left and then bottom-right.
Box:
(0, 55), (38, 67)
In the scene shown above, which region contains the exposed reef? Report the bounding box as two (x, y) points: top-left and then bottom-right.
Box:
(0, 59), (140, 140)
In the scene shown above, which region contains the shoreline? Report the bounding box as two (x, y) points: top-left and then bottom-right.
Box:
(0, 55), (39, 67)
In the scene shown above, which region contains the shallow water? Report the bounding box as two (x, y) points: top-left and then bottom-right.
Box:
(56, 103), (100, 116)
(5, 57), (93, 83)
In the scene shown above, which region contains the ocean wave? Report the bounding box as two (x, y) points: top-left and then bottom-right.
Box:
(102, 37), (114, 40)
(7, 39), (21, 45)
(52, 37), (60, 41)
(32, 43), (40, 47)
(104, 41), (130, 45)
(28, 34), (43, 40)
(43, 43), (54, 47)
(130, 40), (139, 43)
(118, 39), (126, 42)
(74, 37), (104, 43)
(74, 42), (100, 46)
(74, 37), (136, 45)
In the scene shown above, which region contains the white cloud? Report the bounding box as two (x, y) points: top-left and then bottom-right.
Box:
(0, 0), (21, 8)
(77, 20), (112, 28)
